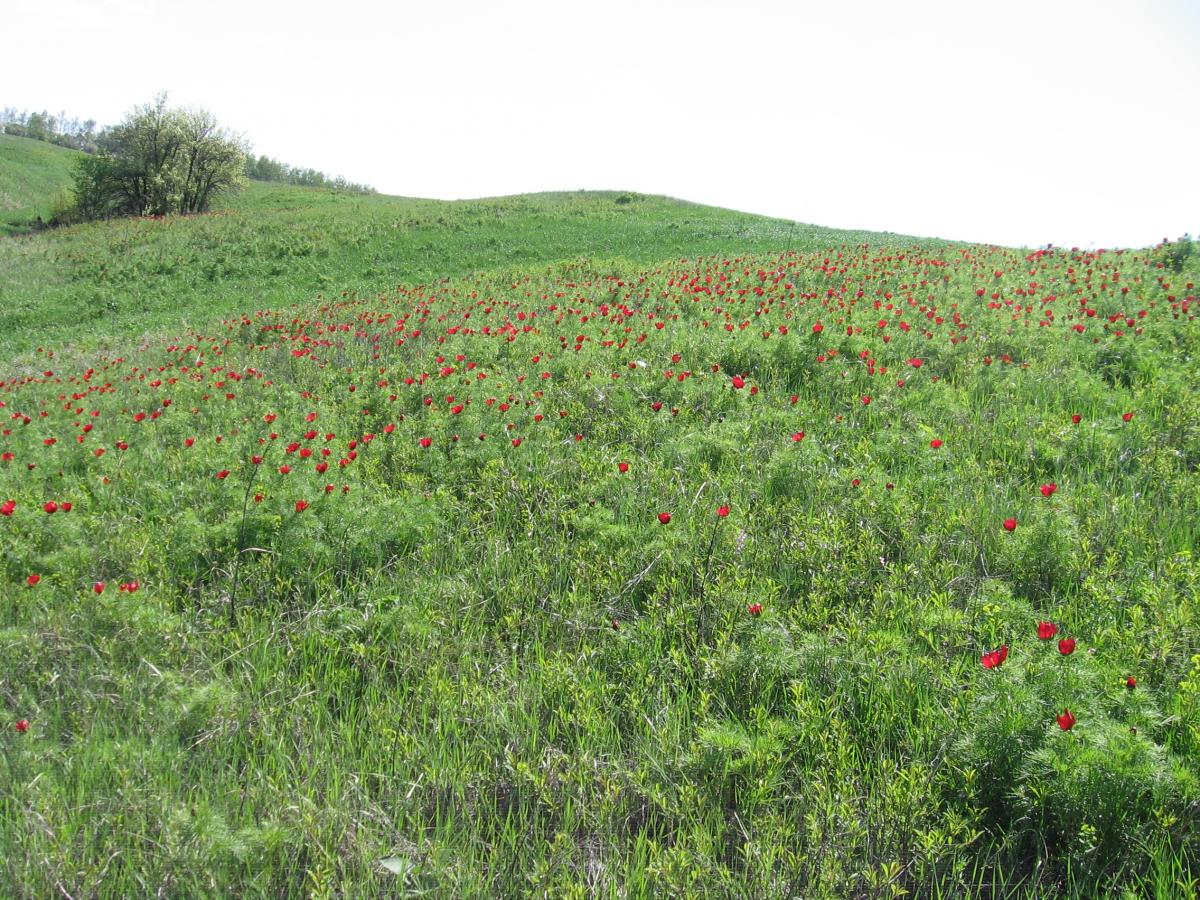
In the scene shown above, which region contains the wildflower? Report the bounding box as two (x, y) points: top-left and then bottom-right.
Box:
(1126, 676), (1137, 690)
(26, 574), (40, 587)
(791, 432), (805, 442)
(93, 582), (105, 594)
(43, 501), (58, 514)
(617, 461), (630, 473)
(981, 644), (1008, 669)
(1057, 709), (1076, 730)
(1003, 517), (1018, 531)
(657, 512), (671, 525)
(419, 437), (432, 448)
(295, 499), (309, 513)
(0, 499), (14, 516)
(930, 439), (943, 449)
(1058, 637), (1076, 655)
(14, 719), (29, 734)
(747, 603), (763, 616)
(1122, 412), (1134, 422)
(1040, 483), (1058, 497)
(1037, 621), (1058, 640)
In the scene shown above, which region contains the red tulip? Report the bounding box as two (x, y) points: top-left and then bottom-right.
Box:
(1058, 637), (1076, 655)
(1040, 483), (1058, 497)
(981, 644), (1008, 669)
(1037, 621), (1058, 640)
(657, 512), (671, 525)
(1003, 518), (1018, 532)
(1057, 709), (1076, 731)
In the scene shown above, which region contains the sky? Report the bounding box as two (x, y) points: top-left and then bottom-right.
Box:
(3, 0), (1198, 248)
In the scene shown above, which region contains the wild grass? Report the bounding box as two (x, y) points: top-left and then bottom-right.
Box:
(1, 187), (1198, 897)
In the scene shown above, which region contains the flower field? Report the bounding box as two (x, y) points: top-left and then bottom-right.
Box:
(2, 230), (1199, 896)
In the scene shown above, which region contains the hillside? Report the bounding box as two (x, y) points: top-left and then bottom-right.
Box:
(0, 133), (81, 236)
(3, 155), (1199, 896)
(0, 177), (921, 359)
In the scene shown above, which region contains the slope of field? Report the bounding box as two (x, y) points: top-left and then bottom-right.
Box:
(0, 178), (920, 359)
(2, 231), (1198, 896)
(0, 134), (80, 237)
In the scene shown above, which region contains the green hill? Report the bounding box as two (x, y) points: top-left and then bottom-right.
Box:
(0, 175), (922, 359)
(0, 133), (81, 236)
(4, 141), (1199, 897)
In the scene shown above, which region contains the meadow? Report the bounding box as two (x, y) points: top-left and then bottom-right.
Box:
(2, 135), (1199, 897)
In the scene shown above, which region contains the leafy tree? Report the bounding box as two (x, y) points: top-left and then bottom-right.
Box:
(71, 94), (248, 219)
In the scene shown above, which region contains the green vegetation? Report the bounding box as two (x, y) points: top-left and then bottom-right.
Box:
(0, 134), (80, 236)
(2, 153), (1199, 896)
(0, 180), (903, 359)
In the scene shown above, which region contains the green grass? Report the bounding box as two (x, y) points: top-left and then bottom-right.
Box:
(0, 179), (915, 361)
(2, 163), (1199, 897)
(0, 134), (81, 236)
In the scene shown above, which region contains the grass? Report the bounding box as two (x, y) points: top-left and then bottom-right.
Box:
(0, 134), (80, 237)
(2, 162), (1199, 897)
(0, 178), (914, 361)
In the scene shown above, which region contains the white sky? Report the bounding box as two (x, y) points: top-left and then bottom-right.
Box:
(3, 0), (1198, 248)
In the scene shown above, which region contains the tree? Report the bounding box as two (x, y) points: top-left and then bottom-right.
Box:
(71, 94), (248, 220)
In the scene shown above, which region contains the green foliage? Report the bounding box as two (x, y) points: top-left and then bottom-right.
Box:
(0, 134), (81, 235)
(71, 94), (248, 220)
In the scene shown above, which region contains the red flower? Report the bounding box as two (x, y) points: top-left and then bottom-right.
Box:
(861, 396), (872, 405)
(1037, 621), (1058, 640)
(0, 500), (14, 516)
(14, 719), (29, 734)
(981, 644), (1008, 669)
(1122, 412), (1134, 422)
(93, 581), (105, 594)
(511, 438), (522, 447)
(419, 437), (432, 448)
(929, 439), (943, 449)
(184, 437), (196, 447)
(731, 375), (746, 389)
(278, 464), (291, 475)
(251, 455), (263, 465)
(295, 499), (309, 513)
(791, 432), (805, 442)
(657, 512), (671, 525)
(1070, 414), (1081, 425)
(747, 602), (763, 616)
(907, 358), (923, 368)
(1003, 517), (1018, 532)
(716, 505), (730, 518)
(1057, 708), (1076, 731)
(617, 461), (629, 473)
(651, 402), (663, 412)
(1040, 483), (1058, 497)
(43, 501), (58, 514)
(1126, 676), (1137, 690)
(61, 502), (72, 512)
(1058, 637), (1076, 655)
(812, 322), (823, 333)
(26, 574), (40, 587)
(118, 581), (140, 593)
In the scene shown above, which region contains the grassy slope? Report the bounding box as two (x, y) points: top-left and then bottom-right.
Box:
(4, 164), (1200, 897)
(0, 178), (918, 359)
(0, 134), (80, 236)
